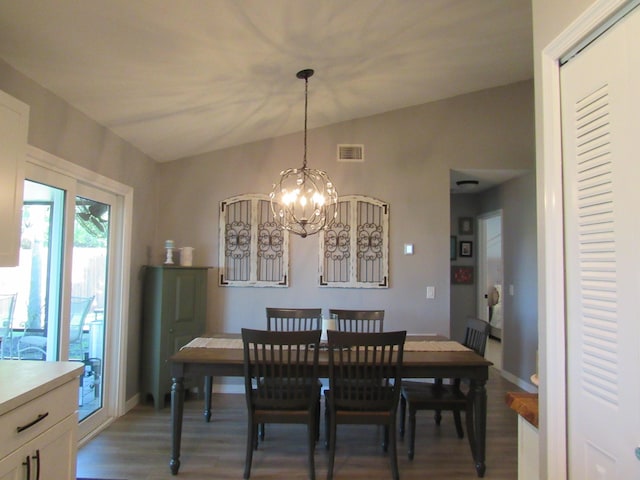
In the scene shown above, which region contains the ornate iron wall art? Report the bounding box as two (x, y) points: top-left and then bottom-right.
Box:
(225, 221), (251, 259)
(324, 222), (351, 261)
(257, 220), (284, 260)
(357, 222), (383, 261)
(319, 195), (389, 288)
(219, 194), (289, 286)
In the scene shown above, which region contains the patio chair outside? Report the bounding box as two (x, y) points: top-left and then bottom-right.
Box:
(0, 293), (17, 359)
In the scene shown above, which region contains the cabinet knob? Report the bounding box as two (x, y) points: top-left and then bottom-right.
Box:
(169, 328), (174, 333)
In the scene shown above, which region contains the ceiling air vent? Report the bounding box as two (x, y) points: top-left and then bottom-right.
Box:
(337, 144), (364, 162)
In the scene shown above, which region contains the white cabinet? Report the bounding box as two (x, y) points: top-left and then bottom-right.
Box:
(0, 361), (83, 480)
(518, 415), (540, 480)
(0, 414), (76, 480)
(0, 90), (29, 267)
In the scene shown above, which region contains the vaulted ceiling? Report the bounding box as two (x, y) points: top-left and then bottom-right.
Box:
(0, 0), (533, 163)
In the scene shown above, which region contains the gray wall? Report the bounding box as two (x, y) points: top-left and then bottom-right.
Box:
(450, 172), (538, 385)
(449, 194), (479, 343)
(481, 173), (538, 383)
(0, 59), (158, 400)
(156, 81), (536, 366)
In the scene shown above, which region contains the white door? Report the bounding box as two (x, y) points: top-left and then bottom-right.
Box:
(561, 6), (640, 478)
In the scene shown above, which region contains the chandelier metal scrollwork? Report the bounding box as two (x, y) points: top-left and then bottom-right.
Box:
(270, 69), (338, 238)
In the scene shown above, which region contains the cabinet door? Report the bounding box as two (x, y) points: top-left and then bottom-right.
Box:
(0, 414), (77, 480)
(0, 453), (21, 480)
(0, 90), (29, 267)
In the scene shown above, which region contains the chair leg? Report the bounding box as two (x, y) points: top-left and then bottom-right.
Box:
(258, 423), (265, 441)
(307, 419), (317, 480)
(408, 406), (417, 461)
(316, 396), (321, 441)
(327, 415), (337, 480)
(388, 419), (400, 480)
(383, 426), (389, 452)
(399, 395), (406, 438)
(324, 402), (330, 450)
(434, 409), (442, 425)
(453, 409), (464, 439)
(244, 419), (255, 479)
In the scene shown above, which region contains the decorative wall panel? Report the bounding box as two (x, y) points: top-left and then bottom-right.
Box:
(219, 194), (288, 286)
(319, 195), (388, 288)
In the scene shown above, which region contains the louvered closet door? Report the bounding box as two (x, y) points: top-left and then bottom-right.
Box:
(560, 6), (640, 478)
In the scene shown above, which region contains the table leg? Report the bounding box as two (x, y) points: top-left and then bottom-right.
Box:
(170, 376), (185, 475)
(203, 375), (213, 422)
(467, 379), (487, 477)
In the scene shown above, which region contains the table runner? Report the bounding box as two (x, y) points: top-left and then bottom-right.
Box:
(182, 337), (469, 352)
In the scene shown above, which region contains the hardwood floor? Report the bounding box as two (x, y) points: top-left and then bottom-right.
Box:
(77, 368), (522, 479)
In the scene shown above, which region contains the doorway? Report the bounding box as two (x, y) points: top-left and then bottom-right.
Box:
(0, 149), (132, 442)
(477, 211), (503, 370)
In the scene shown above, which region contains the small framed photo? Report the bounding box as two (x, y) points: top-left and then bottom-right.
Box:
(451, 265), (474, 285)
(458, 217), (474, 235)
(450, 236), (457, 261)
(459, 240), (473, 258)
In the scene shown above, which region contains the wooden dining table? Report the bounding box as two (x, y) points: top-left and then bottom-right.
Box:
(168, 333), (492, 477)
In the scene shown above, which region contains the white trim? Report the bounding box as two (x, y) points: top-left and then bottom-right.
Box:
(25, 145), (133, 434)
(538, 1), (628, 478)
(500, 369), (538, 394)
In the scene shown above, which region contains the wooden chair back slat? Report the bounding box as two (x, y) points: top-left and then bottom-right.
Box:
(329, 309), (384, 333)
(266, 307), (322, 331)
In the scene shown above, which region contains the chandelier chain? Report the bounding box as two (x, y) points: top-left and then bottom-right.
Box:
(302, 74), (308, 169)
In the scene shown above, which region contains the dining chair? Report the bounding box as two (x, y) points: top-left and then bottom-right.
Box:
(329, 309), (384, 333)
(18, 295), (94, 359)
(399, 316), (491, 460)
(266, 307), (323, 331)
(325, 329), (406, 480)
(241, 328), (321, 480)
(0, 293), (17, 359)
(261, 307), (323, 441)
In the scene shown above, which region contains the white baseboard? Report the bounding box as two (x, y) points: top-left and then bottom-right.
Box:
(124, 392), (140, 413)
(500, 368), (538, 393)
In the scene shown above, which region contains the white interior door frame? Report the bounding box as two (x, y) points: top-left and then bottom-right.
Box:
(538, 1), (631, 478)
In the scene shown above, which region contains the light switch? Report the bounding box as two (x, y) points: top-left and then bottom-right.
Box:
(404, 243), (414, 255)
(509, 284), (515, 296)
(426, 286), (435, 299)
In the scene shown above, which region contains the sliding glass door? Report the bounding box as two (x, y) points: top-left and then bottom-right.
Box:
(0, 156), (130, 440)
(73, 188), (114, 423)
(0, 180), (66, 361)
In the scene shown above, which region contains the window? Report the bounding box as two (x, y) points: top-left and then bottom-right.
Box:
(319, 195), (389, 288)
(219, 194), (289, 286)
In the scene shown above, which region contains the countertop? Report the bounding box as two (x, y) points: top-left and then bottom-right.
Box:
(505, 391), (539, 428)
(0, 360), (84, 416)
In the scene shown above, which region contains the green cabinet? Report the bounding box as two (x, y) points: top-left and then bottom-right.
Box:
(141, 266), (208, 409)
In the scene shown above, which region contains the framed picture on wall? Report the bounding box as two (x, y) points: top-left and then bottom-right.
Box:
(451, 266), (474, 285)
(459, 240), (473, 257)
(458, 216), (474, 235)
(450, 236), (457, 260)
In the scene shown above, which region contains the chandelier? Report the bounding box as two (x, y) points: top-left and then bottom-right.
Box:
(270, 69), (338, 238)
